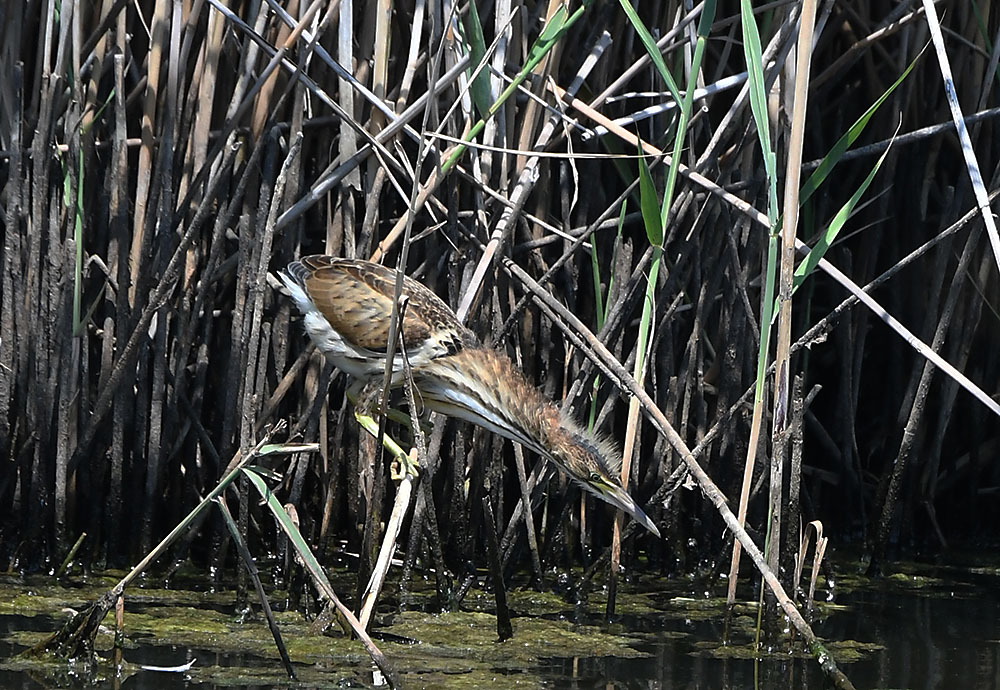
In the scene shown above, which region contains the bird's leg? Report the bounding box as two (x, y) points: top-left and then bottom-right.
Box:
(346, 379), (421, 429)
(352, 407), (416, 479)
(350, 379), (387, 435)
(348, 379), (420, 480)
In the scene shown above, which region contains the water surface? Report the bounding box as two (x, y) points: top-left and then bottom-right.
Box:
(1, 556), (997, 689)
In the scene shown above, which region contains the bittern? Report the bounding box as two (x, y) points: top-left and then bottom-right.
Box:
(281, 255), (659, 536)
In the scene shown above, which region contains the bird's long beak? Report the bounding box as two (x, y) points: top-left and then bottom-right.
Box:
(594, 482), (661, 537)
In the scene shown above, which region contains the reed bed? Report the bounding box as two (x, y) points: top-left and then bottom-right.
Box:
(1, 0), (999, 676)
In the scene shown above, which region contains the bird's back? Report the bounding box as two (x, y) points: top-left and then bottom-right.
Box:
(281, 256), (476, 377)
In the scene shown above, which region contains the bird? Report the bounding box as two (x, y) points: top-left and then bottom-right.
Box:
(280, 255), (659, 537)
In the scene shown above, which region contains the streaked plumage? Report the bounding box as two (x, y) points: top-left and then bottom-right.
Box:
(282, 256), (476, 383)
(281, 255), (659, 536)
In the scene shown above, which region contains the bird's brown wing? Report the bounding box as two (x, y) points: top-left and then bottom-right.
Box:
(293, 256), (474, 354)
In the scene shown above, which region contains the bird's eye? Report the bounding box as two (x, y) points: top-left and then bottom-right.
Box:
(589, 471), (602, 483)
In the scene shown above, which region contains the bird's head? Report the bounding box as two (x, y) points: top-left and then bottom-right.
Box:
(545, 419), (660, 537)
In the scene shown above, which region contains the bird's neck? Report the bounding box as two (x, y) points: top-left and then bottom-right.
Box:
(416, 346), (563, 457)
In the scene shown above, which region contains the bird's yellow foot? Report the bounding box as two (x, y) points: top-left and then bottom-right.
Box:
(390, 448), (419, 481)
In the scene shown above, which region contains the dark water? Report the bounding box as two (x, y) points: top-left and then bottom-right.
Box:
(1, 559), (997, 689)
